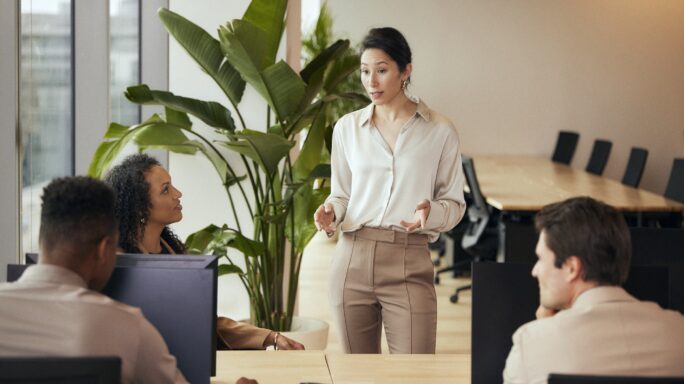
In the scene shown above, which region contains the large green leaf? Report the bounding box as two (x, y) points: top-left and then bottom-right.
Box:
(301, 39), (349, 84)
(218, 130), (294, 176)
(262, 61), (307, 123)
(126, 85), (235, 131)
(323, 52), (362, 93)
(286, 183), (329, 253)
(87, 115), (164, 179)
(186, 224), (263, 259)
(185, 224), (222, 254)
(219, 21), (306, 123)
(297, 40), (350, 115)
(292, 104), (327, 181)
(158, 8), (245, 107)
(242, 0), (287, 65)
(133, 123), (201, 155)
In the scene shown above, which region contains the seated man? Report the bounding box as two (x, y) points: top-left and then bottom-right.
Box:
(503, 197), (684, 383)
(0, 177), (254, 384)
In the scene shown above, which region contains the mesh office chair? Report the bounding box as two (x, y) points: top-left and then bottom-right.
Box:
(585, 139), (613, 175)
(664, 158), (684, 204)
(548, 374), (684, 383)
(447, 156), (498, 303)
(0, 357), (121, 384)
(551, 131), (580, 164)
(621, 147), (648, 188)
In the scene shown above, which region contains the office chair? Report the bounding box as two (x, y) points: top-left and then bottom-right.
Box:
(585, 139), (612, 175)
(548, 373), (684, 383)
(551, 131), (580, 165)
(0, 356), (121, 384)
(621, 147), (648, 188)
(446, 156), (498, 303)
(664, 158), (684, 204)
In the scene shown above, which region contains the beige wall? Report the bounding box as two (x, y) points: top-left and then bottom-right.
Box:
(328, 0), (684, 193)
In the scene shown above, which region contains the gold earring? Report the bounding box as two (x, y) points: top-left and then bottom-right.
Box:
(401, 80), (409, 90)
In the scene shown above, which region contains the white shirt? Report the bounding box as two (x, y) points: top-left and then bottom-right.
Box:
(0, 264), (187, 384)
(325, 98), (466, 241)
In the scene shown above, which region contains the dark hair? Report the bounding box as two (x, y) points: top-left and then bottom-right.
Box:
(104, 153), (185, 254)
(40, 176), (117, 254)
(535, 196), (631, 285)
(361, 27), (412, 73)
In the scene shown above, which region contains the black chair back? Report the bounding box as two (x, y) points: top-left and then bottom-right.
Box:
(0, 357), (121, 383)
(461, 156), (490, 251)
(586, 139), (613, 175)
(621, 147), (648, 188)
(664, 158), (684, 203)
(551, 131), (579, 164)
(549, 373), (684, 383)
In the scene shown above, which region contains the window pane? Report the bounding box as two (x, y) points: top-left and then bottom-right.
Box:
(110, 0), (140, 126)
(20, 0), (73, 254)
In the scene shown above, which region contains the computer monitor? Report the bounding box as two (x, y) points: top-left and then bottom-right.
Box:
(471, 262), (671, 384)
(0, 356), (121, 384)
(8, 253), (218, 384)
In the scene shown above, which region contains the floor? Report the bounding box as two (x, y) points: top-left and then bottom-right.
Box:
(298, 232), (472, 354)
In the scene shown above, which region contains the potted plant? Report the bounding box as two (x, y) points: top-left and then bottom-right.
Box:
(88, 0), (367, 338)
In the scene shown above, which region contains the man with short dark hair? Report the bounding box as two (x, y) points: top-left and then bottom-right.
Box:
(503, 197), (684, 383)
(0, 177), (187, 383)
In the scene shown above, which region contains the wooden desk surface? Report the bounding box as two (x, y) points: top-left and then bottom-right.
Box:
(326, 353), (470, 384)
(211, 351), (471, 384)
(211, 351), (332, 384)
(472, 155), (684, 212)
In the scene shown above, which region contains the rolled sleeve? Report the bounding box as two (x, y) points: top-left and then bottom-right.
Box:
(423, 127), (466, 233)
(324, 119), (351, 226)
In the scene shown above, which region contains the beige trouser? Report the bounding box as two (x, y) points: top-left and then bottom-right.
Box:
(329, 227), (437, 354)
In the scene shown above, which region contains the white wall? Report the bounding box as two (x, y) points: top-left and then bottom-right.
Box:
(327, 0), (684, 193)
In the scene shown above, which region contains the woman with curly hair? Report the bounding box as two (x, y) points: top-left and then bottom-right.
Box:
(104, 153), (304, 351)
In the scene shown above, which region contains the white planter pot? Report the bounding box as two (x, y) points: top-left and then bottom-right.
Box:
(282, 317), (329, 351)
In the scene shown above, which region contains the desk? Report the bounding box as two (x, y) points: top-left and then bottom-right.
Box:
(326, 354), (470, 384)
(471, 156), (684, 262)
(211, 351), (331, 384)
(211, 351), (470, 384)
(472, 155), (684, 212)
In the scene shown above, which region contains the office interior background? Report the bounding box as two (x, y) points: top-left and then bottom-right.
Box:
(1, 0), (683, 320)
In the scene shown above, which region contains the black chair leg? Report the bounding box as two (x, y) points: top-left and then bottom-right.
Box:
(450, 284), (472, 304)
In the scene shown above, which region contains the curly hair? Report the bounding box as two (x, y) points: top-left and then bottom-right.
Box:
(41, 176), (117, 254)
(104, 153), (185, 254)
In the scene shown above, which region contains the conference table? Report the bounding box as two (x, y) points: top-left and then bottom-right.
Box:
(472, 155), (684, 212)
(211, 351), (471, 384)
(470, 155), (684, 262)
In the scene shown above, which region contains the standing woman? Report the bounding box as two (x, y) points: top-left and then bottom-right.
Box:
(314, 27), (466, 354)
(105, 153), (304, 351)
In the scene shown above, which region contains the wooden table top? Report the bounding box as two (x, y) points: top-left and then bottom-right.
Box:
(211, 350), (332, 384)
(471, 155), (684, 212)
(210, 351), (471, 384)
(325, 353), (470, 384)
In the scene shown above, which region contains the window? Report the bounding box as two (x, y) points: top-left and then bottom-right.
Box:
(110, 0), (140, 126)
(20, 0), (73, 254)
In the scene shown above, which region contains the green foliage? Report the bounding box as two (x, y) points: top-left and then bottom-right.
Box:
(88, 0), (367, 331)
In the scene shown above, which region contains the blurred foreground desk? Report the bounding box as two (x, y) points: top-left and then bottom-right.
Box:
(211, 351), (471, 384)
(211, 351), (331, 384)
(326, 353), (470, 384)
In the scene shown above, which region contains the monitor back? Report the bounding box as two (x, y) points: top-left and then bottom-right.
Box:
(8, 253), (218, 384)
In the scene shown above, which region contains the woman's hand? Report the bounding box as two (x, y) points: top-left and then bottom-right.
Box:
(313, 203), (336, 236)
(265, 331), (305, 350)
(400, 199), (431, 231)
